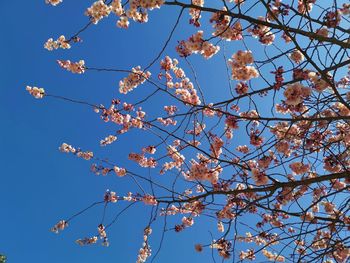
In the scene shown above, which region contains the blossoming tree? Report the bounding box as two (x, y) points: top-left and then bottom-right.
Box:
(28, 0), (350, 262)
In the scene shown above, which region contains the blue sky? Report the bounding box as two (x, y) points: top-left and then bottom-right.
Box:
(2, 1), (349, 263)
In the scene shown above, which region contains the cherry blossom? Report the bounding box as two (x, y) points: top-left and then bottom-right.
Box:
(283, 83), (311, 106)
(176, 31), (220, 59)
(104, 190), (118, 203)
(100, 135), (117, 146)
(26, 86), (45, 99)
(210, 11), (242, 41)
(249, 16), (275, 45)
(59, 143), (93, 160)
(76, 236), (98, 246)
(85, 0), (111, 24)
(44, 35), (70, 51)
(289, 162), (310, 175)
(57, 60), (85, 74)
(290, 50), (305, 64)
(51, 220), (67, 233)
(228, 50), (259, 81)
(142, 195), (158, 205)
(45, 0), (62, 6)
(119, 66), (151, 94)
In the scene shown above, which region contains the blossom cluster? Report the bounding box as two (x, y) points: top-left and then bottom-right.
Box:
(290, 50), (305, 64)
(316, 27), (329, 38)
(98, 224), (109, 246)
(57, 60), (85, 74)
(250, 129), (264, 147)
(183, 154), (222, 184)
(174, 216), (195, 232)
(51, 220), (67, 233)
(271, 66), (284, 90)
(159, 56), (201, 105)
(59, 143), (76, 153)
(210, 11), (242, 41)
(142, 194), (158, 205)
(157, 117), (177, 126)
(324, 11), (341, 28)
(211, 238), (232, 259)
(186, 122), (206, 136)
(119, 66), (151, 94)
(59, 143), (93, 160)
(44, 35), (70, 51)
(217, 221), (224, 232)
(136, 227), (152, 263)
(84, 0), (164, 27)
(174, 79), (201, 105)
(262, 249), (285, 262)
(189, 0), (204, 27)
(164, 105), (177, 115)
(236, 145), (250, 154)
(161, 142), (185, 173)
(289, 162), (310, 175)
(75, 224), (109, 246)
(176, 31), (220, 59)
(128, 152), (157, 168)
(235, 82), (249, 95)
(85, 0), (125, 27)
(228, 50), (259, 81)
(161, 201), (205, 216)
(100, 102), (146, 133)
(85, 0), (112, 24)
(91, 164), (112, 176)
(236, 232), (274, 247)
(104, 190), (118, 203)
(100, 135), (117, 146)
(283, 83), (311, 106)
(210, 135), (224, 159)
(225, 116), (239, 139)
(340, 4), (350, 15)
(266, 0), (288, 21)
(45, 0), (62, 6)
(239, 249), (256, 260)
(76, 236), (98, 246)
(113, 165), (127, 177)
(297, 0), (315, 14)
(130, 0), (164, 10)
(126, 0), (164, 25)
(26, 86), (45, 99)
(251, 168), (269, 186)
(142, 146), (156, 154)
(249, 16), (275, 45)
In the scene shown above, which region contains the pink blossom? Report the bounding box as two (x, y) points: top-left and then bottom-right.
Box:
(119, 66), (151, 94)
(142, 194), (157, 205)
(44, 35), (70, 51)
(228, 50), (259, 81)
(26, 86), (45, 99)
(283, 83), (311, 106)
(176, 31), (220, 59)
(85, 0), (111, 24)
(290, 50), (305, 64)
(289, 162), (310, 175)
(252, 168), (269, 186)
(100, 135), (117, 146)
(51, 220), (68, 233)
(57, 60), (85, 74)
(45, 0), (62, 6)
